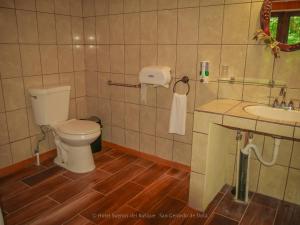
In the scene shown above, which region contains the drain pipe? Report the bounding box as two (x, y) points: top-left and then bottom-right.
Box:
(34, 125), (48, 166)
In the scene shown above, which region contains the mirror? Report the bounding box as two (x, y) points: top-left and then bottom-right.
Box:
(260, 0), (300, 52)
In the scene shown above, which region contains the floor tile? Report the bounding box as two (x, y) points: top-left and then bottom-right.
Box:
(132, 164), (169, 186)
(240, 202), (276, 225)
(100, 155), (137, 174)
(206, 214), (238, 225)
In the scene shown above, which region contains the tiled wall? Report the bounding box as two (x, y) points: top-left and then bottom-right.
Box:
(225, 131), (300, 205)
(83, 0), (300, 166)
(0, 0), (87, 168)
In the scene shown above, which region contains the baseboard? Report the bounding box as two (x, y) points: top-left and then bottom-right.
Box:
(0, 149), (56, 177)
(103, 141), (191, 172)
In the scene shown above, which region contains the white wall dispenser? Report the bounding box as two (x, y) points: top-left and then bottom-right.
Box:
(139, 66), (171, 103)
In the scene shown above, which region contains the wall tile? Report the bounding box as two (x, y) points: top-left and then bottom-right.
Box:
(177, 8), (199, 44)
(110, 73), (125, 101)
(16, 10), (38, 44)
(40, 45), (59, 74)
(173, 141), (192, 166)
(158, 45), (176, 74)
(141, 45), (157, 68)
(73, 45), (85, 71)
(84, 17), (96, 44)
(0, 113), (9, 145)
(291, 141), (300, 170)
(124, 0), (140, 13)
(111, 101), (125, 128)
(111, 126), (125, 145)
(110, 45), (124, 73)
(109, 14), (124, 44)
(125, 130), (140, 150)
(0, 144), (12, 169)
(156, 108), (173, 139)
(158, 9), (177, 44)
(109, 0), (124, 14)
(6, 108), (29, 142)
(242, 85), (270, 104)
(70, 0), (82, 16)
(124, 13), (140, 44)
(83, 0), (95, 17)
(0, 8), (18, 43)
(285, 168), (300, 205)
(140, 133), (155, 154)
(98, 72), (110, 98)
(37, 12), (56, 44)
(54, 0), (70, 15)
(85, 45), (97, 71)
(11, 138), (32, 163)
(0, 0), (15, 8)
(191, 132), (208, 174)
(222, 3), (250, 44)
(97, 45), (110, 72)
(15, 0), (35, 10)
(141, 0), (157, 11)
(72, 17), (84, 44)
(96, 16), (109, 44)
(174, 113), (193, 144)
(125, 45), (140, 75)
(75, 71), (86, 97)
(60, 72), (75, 98)
(98, 98), (111, 125)
(95, 0), (109, 15)
(125, 75), (140, 104)
(36, 0), (55, 13)
(0, 44), (22, 78)
(140, 106), (156, 135)
(141, 11), (157, 44)
(2, 77), (26, 111)
(43, 74), (59, 87)
(23, 76), (43, 106)
(155, 137), (173, 160)
(56, 15), (72, 44)
(176, 45), (197, 80)
(0, 81), (5, 112)
(125, 103), (140, 131)
(85, 71), (98, 97)
(20, 45), (42, 76)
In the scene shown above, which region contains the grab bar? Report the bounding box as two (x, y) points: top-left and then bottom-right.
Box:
(107, 80), (141, 88)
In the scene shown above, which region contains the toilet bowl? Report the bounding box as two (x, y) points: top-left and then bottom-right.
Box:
(53, 119), (100, 173)
(29, 86), (101, 173)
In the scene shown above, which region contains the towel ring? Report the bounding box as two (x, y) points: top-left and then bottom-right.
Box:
(173, 76), (190, 95)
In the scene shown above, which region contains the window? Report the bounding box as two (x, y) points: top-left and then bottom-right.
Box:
(270, 11), (300, 45)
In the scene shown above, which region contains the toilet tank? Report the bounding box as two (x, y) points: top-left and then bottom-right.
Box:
(29, 86), (71, 126)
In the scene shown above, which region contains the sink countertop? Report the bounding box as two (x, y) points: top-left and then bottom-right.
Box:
(195, 99), (300, 139)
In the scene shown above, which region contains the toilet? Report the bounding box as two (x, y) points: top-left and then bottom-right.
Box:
(29, 86), (100, 173)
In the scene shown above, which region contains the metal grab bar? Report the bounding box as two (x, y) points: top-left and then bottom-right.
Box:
(107, 80), (141, 88)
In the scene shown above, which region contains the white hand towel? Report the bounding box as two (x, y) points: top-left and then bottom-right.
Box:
(168, 93), (187, 135)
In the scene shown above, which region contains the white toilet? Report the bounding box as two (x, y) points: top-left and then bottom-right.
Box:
(29, 86), (100, 173)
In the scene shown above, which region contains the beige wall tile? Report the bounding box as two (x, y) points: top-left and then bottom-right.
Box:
(0, 113), (9, 145)
(98, 73), (110, 98)
(0, 8), (18, 43)
(195, 82), (218, 107)
(85, 45), (97, 71)
(110, 45), (124, 73)
(109, 14), (124, 44)
(245, 45), (274, 80)
(263, 137), (292, 167)
(285, 168), (300, 205)
(124, 13), (140, 44)
(40, 45), (59, 74)
(177, 7), (199, 44)
(76, 97), (87, 119)
(60, 72), (75, 98)
(191, 132), (208, 174)
(125, 45), (140, 75)
(141, 0), (157, 11)
(56, 15), (72, 44)
(140, 133), (155, 154)
(222, 3), (250, 44)
(43, 74), (59, 87)
(140, 106), (156, 135)
(220, 45), (247, 79)
(11, 138), (32, 163)
(73, 45), (85, 71)
(111, 101), (125, 128)
(109, 0), (124, 14)
(197, 45), (221, 81)
(156, 81), (173, 109)
(156, 108), (173, 140)
(75, 71), (86, 97)
(15, 0), (35, 10)
(176, 45), (197, 80)
(125, 76), (140, 104)
(218, 83), (243, 100)
(223, 116), (256, 130)
(248, 1), (263, 44)
(0, 0), (15, 8)
(71, 17), (84, 44)
(124, 0), (140, 13)
(158, 9), (177, 44)
(6, 108), (29, 142)
(158, 45), (176, 73)
(84, 17), (96, 44)
(141, 45), (157, 68)
(95, 0), (109, 15)
(258, 165), (288, 199)
(155, 137), (173, 160)
(86, 97), (98, 116)
(16, 10), (38, 43)
(0, 44), (22, 78)
(0, 81), (5, 112)
(174, 113), (193, 144)
(69, 98), (76, 119)
(256, 121), (294, 138)
(125, 103), (140, 131)
(2, 78), (26, 111)
(98, 98), (111, 124)
(102, 125), (112, 141)
(200, 0), (224, 6)
(83, 0), (95, 17)
(125, 130), (140, 150)
(173, 141), (192, 166)
(85, 71), (98, 97)
(36, 0), (55, 13)
(291, 141), (300, 169)
(70, 0), (82, 16)
(37, 12), (56, 44)
(58, 45), (73, 73)
(112, 126), (125, 145)
(23, 76), (43, 106)
(189, 171), (205, 210)
(141, 11), (157, 44)
(0, 144), (12, 169)
(97, 45), (110, 72)
(110, 73), (125, 101)
(199, 5), (223, 44)
(242, 85), (270, 104)
(20, 45), (42, 76)
(158, 0), (177, 9)
(96, 16), (109, 44)
(54, 0), (70, 15)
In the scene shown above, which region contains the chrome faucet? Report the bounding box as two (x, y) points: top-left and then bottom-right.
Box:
(279, 87), (287, 107)
(272, 87), (295, 110)
(288, 100), (295, 110)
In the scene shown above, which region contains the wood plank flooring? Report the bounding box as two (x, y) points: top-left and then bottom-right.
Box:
(1, 146), (299, 225)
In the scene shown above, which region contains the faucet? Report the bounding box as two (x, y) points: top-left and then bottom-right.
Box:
(279, 87), (287, 107)
(272, 87), (295, 110)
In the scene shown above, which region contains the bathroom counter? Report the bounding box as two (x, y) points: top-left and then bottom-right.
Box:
(194, 99), (300, 140)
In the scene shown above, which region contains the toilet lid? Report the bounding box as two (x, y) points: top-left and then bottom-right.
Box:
(57, 119), (100, 135)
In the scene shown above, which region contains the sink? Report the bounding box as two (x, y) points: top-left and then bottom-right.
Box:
(244, 105), (300, 123)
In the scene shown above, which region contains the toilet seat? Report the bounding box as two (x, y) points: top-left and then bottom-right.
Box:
(56, 119), (100, 135)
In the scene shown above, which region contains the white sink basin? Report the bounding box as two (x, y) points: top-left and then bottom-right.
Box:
(244, 105), (300, 123)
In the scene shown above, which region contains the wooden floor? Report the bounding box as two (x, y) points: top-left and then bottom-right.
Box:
(0, 146), (299, 225)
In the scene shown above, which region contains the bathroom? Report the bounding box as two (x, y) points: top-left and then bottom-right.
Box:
(0, 0), (300, 224)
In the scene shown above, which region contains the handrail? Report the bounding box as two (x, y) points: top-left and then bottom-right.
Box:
(107, 80), (141, 88)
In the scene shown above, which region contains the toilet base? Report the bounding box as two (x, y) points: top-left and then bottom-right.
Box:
(54, 139), (96, 173)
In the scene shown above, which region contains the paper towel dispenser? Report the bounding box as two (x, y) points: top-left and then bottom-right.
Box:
(139, 66), (171, 88)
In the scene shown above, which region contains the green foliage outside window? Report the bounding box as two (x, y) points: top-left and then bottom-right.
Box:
(270, 17), (279, 40)
(288, 16), (300, 44)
